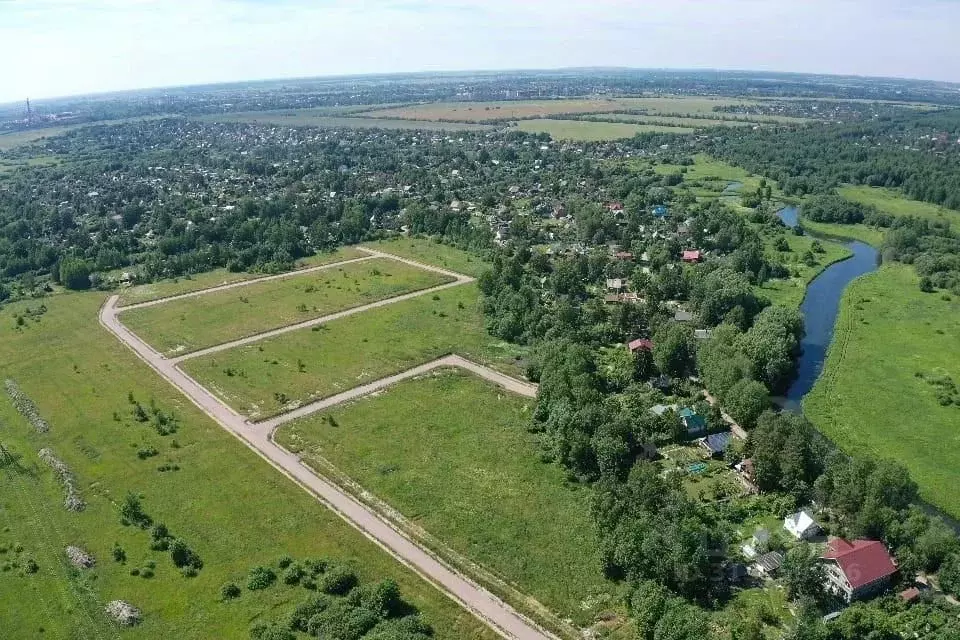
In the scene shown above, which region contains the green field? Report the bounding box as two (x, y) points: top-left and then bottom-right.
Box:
(364, 237), (491, 278)
(183, 284), (525, 419)
(839, 185), (960, 228)
(121, 257), (450, 356)
(800, 218), (887, 247)
(755, 231), (852, 307)
(513, 119), (692, 141)
(804, 264), (960, 518)
(275, 369), (613, 624)
(586, 113), (753, 127)
(0, 127), (78, 150)
(199, 110), (494, 132)
(0, 293), (495, 639)
(117, 247), (364, 306)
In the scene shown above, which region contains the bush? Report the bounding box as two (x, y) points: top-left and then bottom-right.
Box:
(320, 565), (358, 595)
(247, 566), (277, 591)
(221, 582), (242, 600)
(112, 544), (126, 563)
(25, 558), (39, 574)
(286, 595), (331, 632)
(282, 563), (305, 585)
(277, 555), (293, 569)
(170, 539), (202, 571)
(249, 621), (294, 640)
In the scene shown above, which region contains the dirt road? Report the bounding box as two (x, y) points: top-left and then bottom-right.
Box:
(258, 354), (538, 431)
(99, 253), (555, 640)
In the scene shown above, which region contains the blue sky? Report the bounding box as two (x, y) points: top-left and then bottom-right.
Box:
(2, 0), (960, 102)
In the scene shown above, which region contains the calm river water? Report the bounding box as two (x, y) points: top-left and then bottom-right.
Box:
(775, 206), (879, 409)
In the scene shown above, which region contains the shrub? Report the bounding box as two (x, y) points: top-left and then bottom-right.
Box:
(221, 582), (241, 600)
(119, 493), (152, 528)
(282, 563), (305, 585)
(170, 539), (202, 571)
(249, 621), (294, 640)
(286, 595), (331, 632)
(25, 559), (39, 574)
(247, 566), (276, 591)
(112, 544), (126, 563)
(320, 565), (358, 595)
(277, 555), (293, 569)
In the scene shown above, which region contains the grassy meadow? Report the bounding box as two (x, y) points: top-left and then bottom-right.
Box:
(799, 218), (887, 247)
(117, 247), (364, 307)
(121, 257), (450, 356)
(755, 230), (852, 308)
(182, 284), (526, 420)
(513, 119), (692, 141)
(838, 185), (960, 228)
(275, 369), (614, 624)
(364, 237), (492, 278)
(804, 264), (960, 518)
(0, 293), (496, 640)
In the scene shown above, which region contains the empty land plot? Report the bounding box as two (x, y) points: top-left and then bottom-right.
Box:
(804, 264), (960, 519)
(0, 294), (495, 640)
(200, 110), (495, 132)
(755, 230), (851, 308)
(117, 247), (364, 306)
(360, 96), (769, 123)
(838, 185), (960, 228)
(122, 257), (451, 356)
(276, 368), (612, 624)
(182, 284), (526, 420)
(586, 113), (753, 127)
(363, 237), (491, 278)
(513, 119), (692, 141)
(358, 99), (638, 122)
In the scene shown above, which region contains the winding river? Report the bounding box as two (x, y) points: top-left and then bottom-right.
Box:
(775, 206), (879, 410)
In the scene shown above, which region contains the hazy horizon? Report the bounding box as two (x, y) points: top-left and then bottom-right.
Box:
(4, 0), (960, 104)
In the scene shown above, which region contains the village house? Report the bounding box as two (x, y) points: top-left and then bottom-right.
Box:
(783, 510), (821, 540)
(700, 431), (732, 457)
(627, 338), (654, 353)
(674, 310), (694, 323)
(821, 539), (897, 603)
(606, 278), (625, 291)
(752, 551), (784, 579)
(650, 403), (678, 417)
(679, 407), (707, 437)
(681, 249), (703, 264)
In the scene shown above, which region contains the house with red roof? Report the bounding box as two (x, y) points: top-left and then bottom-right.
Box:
(820, 539), (897, 603)
(681, 250), (702, 263)
(627, 338), (654, 353)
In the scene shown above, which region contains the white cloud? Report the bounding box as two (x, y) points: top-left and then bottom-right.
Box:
(1, 0), (959, 103)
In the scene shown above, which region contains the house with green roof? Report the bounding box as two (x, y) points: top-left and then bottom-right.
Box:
(679, 407), (707, 437)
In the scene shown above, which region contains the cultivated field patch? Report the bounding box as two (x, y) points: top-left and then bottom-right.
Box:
(182, 284), (526, 420)
(121, 257), (451, 356)
(804, 264), (960, 519)
(275, 368), (612, 624)
(513, 119), (692, 141)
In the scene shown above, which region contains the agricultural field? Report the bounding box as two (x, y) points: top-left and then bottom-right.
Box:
(362, 237), (491, 278)
(199, 110), (495, 131)
(121, 257), (451, 356)
(182, 283), (526, 420)
(838, 185), (960, 228)
(586, 113), (753, 127)
(0, 293), (495, 640)
(358, 96), (767, 123)
(513, 119), (691, 141)
(275, 368), (614, 625)
(804, 264), (960, 519)
(0, 127), (78, 150)
(117, 247), (364, 307)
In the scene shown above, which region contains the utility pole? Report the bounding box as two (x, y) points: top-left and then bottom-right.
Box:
(25, 98), (32, 123)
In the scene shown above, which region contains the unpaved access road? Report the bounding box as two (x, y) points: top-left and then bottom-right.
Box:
(258, 354), (538, 431)
(100, 253), (555, 640)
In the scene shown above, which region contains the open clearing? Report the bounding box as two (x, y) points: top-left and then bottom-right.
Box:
(804, 264), (960, 519)
(0, 127), (79, 150)
(838, 185), (960, 228)
(121, 256), (451, 356)
(199, 110), (495, 132)
(585, 113), (753, 127)
(755, 230), (852, 308)
(799, 218), (887, 247)
(513, 119), (691, 140)
(182, 283), (526, 420)
(0, 293), (496, 640)
(275, 368), (612, 624)
(363, 237), (492, 278)
(117, 247), (364, 306)
(359, 97), (766, 123)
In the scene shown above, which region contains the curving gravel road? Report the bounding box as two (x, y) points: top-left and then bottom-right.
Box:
(99, 252), (555, 640)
